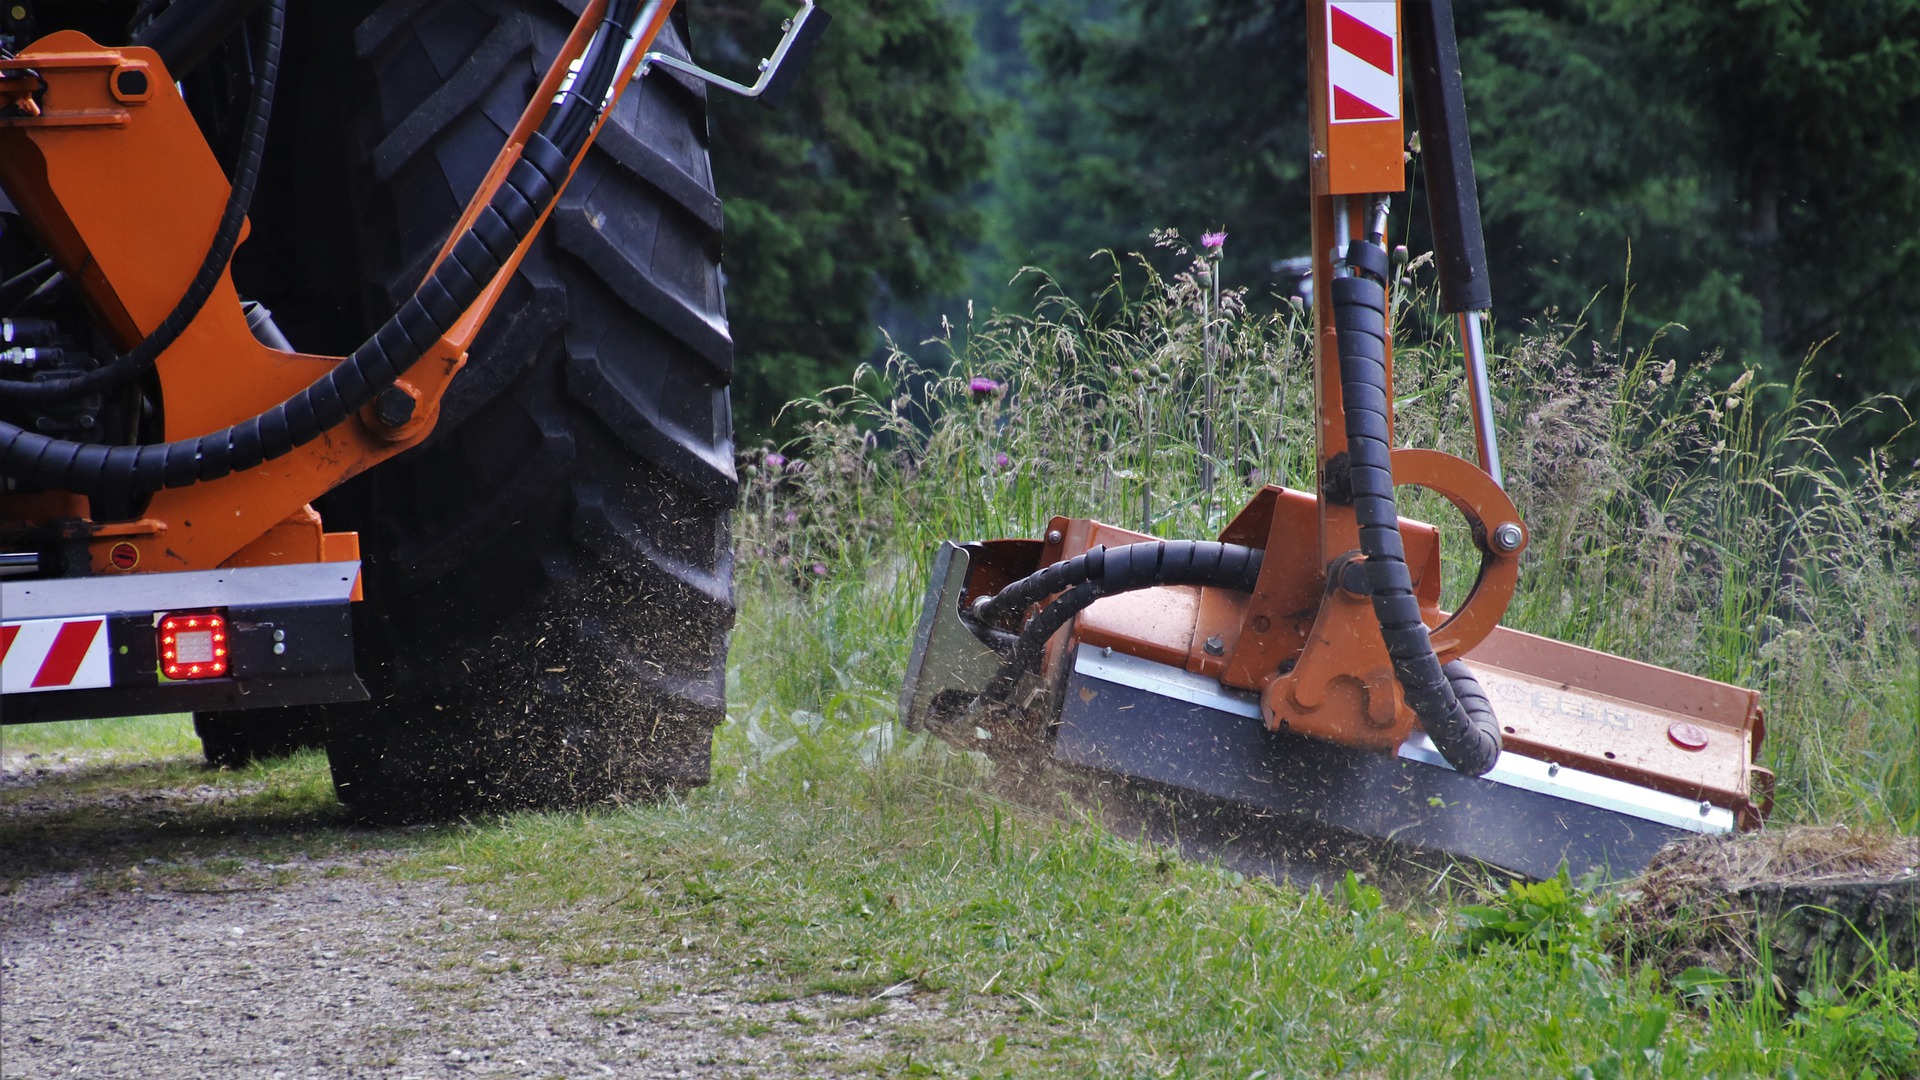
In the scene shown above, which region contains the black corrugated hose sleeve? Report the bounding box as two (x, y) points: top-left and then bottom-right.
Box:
(977, 541), (1263, 704)
(0, 0), (642, 494)
(0, 0), (285, 405)
(1331, 267), (1502, 776)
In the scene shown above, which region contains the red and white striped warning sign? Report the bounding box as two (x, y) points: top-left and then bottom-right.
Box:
(1327, 0), (1400, 124)
(1, 617), (111, 695)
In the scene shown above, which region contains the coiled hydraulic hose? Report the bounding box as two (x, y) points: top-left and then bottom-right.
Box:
(1332, 209), (1502, 776)
(0, 0), (285, 405)
(0, 0), (647, 494)
(968, 218), (1503, 777)
(973, 540), (1264, 705)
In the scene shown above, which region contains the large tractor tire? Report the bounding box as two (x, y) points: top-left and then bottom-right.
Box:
(304, 0), (736, 820)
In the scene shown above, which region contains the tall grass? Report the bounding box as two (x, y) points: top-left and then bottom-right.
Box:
(728, 235), (1920, 830)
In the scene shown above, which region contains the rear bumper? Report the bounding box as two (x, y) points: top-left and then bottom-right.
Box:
(1, 562), (367, 723)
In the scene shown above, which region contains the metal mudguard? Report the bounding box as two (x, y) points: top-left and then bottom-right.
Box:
(899, 542), (1003, 731)
(1, 562), (366, 723)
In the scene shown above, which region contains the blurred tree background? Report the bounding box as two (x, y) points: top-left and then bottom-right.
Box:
(696, 0), (1920, 445)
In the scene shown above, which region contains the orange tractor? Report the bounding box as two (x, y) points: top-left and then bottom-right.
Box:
(902, 0), (1770, 880)
(0, 0), (823, 818)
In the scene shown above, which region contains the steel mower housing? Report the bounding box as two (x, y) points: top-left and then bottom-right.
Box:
(901, 0), (1769, 881)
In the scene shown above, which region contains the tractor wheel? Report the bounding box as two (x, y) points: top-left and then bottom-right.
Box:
(309, 0), (735, 821)
(193, 711), (324, 770)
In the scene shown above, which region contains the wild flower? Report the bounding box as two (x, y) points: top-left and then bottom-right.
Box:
(968, 376), (1003, 401)
(1201, 230), (1227, 252)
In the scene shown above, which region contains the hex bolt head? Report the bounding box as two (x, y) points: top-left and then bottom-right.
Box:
(374, 385), (417, 427)
(1203, 635), (1225, 656)
(1046, 530), (1063, 545)
(1491, 522), (1525, 553)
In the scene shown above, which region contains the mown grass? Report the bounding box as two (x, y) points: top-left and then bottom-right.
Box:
(411, 752), (1919, 1077)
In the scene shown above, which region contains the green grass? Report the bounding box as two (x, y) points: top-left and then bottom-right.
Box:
(398, 750), (1919, 1077)
(1, 713), (199, 759)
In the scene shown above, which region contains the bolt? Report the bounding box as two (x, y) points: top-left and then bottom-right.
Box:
(1491, 522), (1524, 553)
(272, 642), (286, 655)
(272, 629), (286, 642)
(1203, 635), (1225, 656)
(374, 385), (416, 427)
(1046, 530), (1063, 545)
(1700, 800), (1713, 817)
(1101, 646), (1113, 658)
(1547, 762), (1560, 777)
(1250, 615), (1271, 634)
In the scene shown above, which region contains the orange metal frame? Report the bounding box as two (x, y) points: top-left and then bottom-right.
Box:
(963, 0), (1765, 823)
(0, 1), (679, 580)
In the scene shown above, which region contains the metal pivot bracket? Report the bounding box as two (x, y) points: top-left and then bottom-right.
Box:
(639, 0), (830, 108)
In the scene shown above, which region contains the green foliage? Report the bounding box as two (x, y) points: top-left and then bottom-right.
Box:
(1465, 0), (1920, 437)
(700, 0), (994, 433)
(971, 0), (1311, 311)
(1458, 873), (1595, 954)
(965, 0), (1920, 446)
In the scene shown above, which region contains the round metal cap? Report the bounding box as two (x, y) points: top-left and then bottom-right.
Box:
(1668, 721), (1710, 751)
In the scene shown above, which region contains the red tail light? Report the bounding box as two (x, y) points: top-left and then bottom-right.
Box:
(159, 611), (228, 680)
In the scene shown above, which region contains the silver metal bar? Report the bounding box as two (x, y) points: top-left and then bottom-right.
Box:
(1367, 195), (1390, 245)
(639, 0), (819, 101)
(1331, 195), (1352, 277)
(1458, 309), (1503, 487)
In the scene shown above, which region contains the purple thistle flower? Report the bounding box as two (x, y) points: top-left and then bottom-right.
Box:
(994, 452), (1012, 471)
(764, 452), (788, 470)
(783, 510), (798, 525)
(811, 563), (828, 577)
(1201, 230), (1228, 251)
(968, 376), (1003, 401)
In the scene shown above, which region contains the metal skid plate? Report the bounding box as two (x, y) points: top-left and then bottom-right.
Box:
(1057, 645), (1726, 882)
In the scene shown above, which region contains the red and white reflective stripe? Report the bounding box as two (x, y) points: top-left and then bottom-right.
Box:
(0, 617), (111, 695)
(1327, 0), (1399, 124)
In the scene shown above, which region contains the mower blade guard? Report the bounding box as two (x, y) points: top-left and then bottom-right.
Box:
(1053, 626), (1765, 882)
(898, 542), (1003, 731)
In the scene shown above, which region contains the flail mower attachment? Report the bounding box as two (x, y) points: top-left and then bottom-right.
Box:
(899, 0), (1769, 882)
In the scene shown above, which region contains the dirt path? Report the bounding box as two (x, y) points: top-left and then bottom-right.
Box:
(0, 757), (943, 1079)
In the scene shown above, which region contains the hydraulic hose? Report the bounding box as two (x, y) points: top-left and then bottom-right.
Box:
(0, 0), (645, 494)
(0, 0), (285, 405)
(1331, 212), (1502, 777)
(974, 540), (1263, 704)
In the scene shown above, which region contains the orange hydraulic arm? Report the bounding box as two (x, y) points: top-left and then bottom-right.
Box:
(0, 0), (676, 577)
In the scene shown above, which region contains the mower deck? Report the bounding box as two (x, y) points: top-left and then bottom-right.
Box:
(1057, 644), (1726, 882)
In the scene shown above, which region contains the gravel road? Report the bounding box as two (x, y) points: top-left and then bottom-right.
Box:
(0, 756), (946, 1078)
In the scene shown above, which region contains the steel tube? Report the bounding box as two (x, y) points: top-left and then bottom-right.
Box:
(1458, 309), (1503, 487)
